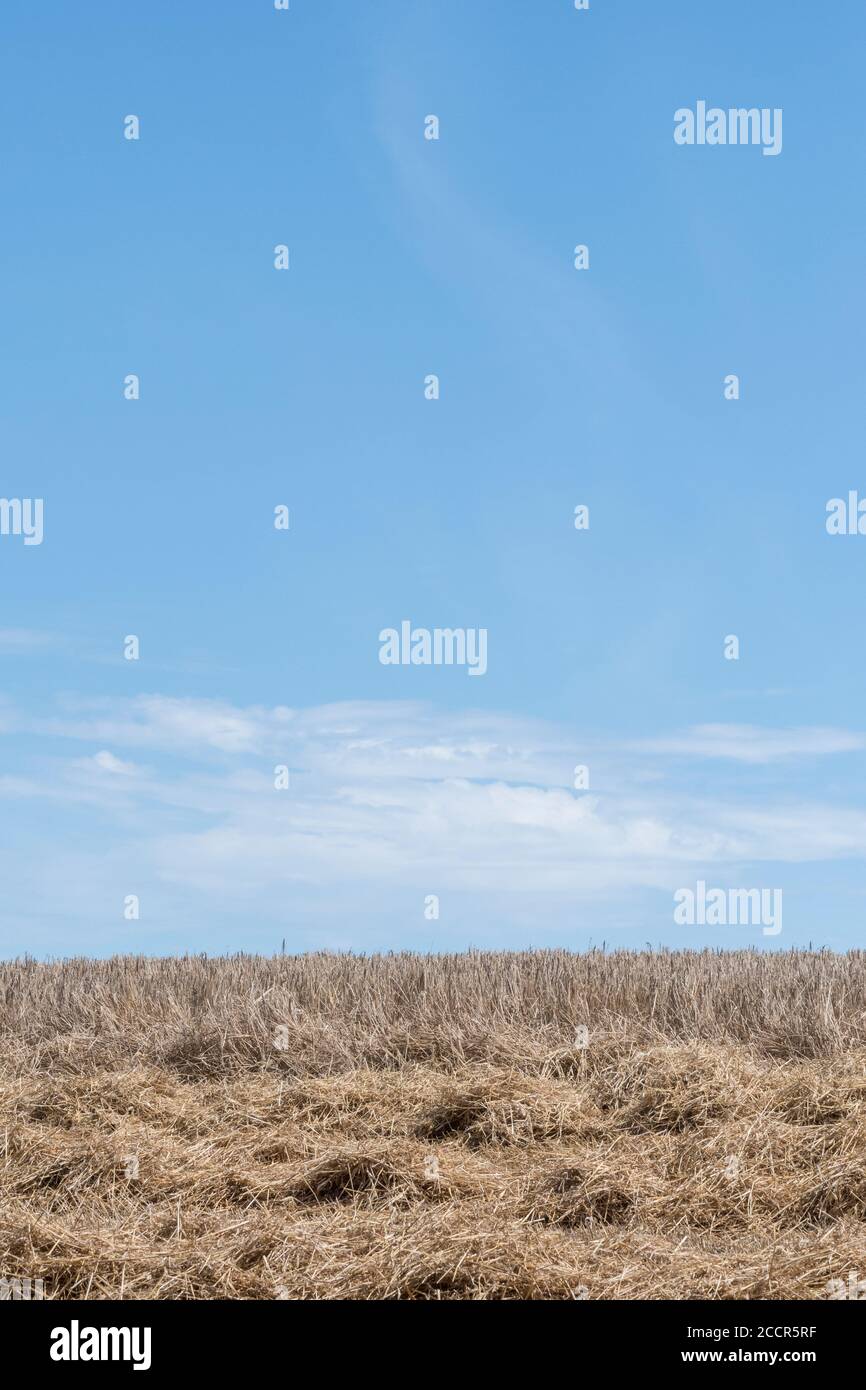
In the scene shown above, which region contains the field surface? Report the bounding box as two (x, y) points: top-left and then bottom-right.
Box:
(2, 950), (866, 1300)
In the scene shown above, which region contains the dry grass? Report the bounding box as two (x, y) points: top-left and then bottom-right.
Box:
(1, 949), (865, 1299)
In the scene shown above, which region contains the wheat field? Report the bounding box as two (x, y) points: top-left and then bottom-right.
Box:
(1, 949), (865, 1300)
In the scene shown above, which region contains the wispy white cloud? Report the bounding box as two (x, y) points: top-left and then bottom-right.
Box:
(0, 628), (57, 653)
(91, 750), (139, 776)
(2, 698), (866, 918)
(632, 724), (866, 763)
(29, 695), (293, 755)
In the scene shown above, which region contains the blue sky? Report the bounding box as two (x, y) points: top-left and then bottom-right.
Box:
(2, 0), (865, 956)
